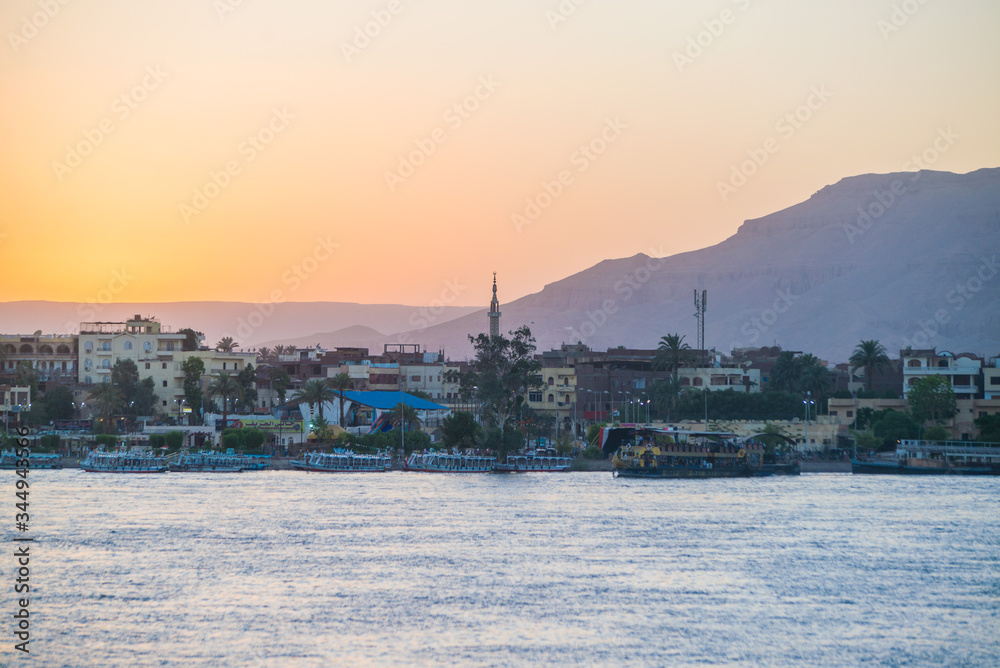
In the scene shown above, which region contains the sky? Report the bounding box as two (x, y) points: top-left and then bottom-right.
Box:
(1, 0), (998, 311)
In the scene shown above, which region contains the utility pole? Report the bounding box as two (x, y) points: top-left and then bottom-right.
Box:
(694, 289), (707, 366)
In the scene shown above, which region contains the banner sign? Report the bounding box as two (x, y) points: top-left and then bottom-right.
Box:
(215, 417), (304, 433)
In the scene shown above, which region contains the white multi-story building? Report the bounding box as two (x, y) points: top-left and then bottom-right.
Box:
(78, 316), (256, 417)
(901, 349), (982, 400)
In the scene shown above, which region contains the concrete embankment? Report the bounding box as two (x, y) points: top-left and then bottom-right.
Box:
(800, 461), (852, 473)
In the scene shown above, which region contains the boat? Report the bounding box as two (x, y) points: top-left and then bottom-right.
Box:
(167, 450), (270, 473)
(493, 448), (572, 472)
(80, 450), (168, 473)
(612, 440), (770, 478)
(291, 449), (391, 473)
(403, 450), (495, 473)
(852, 439), (1000, 475)
(0, 450), (63, 469)
(600, 426), (772, 478)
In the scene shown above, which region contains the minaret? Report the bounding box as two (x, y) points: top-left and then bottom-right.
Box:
(488, 272), (502, 338)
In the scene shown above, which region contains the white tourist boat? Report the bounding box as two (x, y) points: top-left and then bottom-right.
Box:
(403, 450), (495, 473)
(493, 449), (572, 472)
(291, 449), (391, 473)
(0, 450), (63, 469)
(168, 450), (270, 473)
(81, 450), (168, 473)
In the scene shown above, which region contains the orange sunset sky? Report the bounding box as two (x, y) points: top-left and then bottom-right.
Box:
(1, 0), (998, 309)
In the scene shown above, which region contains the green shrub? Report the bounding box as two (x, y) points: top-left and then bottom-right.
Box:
(164, 431), (185, 451)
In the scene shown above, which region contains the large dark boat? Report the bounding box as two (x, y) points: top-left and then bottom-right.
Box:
(602, 426), (772, 479)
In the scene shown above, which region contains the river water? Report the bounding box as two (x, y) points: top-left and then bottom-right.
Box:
(5, 470), (999, 666)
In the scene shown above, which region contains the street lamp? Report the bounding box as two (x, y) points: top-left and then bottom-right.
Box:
(803, 392), (815, 447)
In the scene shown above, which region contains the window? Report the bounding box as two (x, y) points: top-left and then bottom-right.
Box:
(830, 411), (838, 416)
(101, 359), (110, 369)
(166, 342), (175, 351)
(223, 363), (227, 370)
(548, 394), (555, 403)
(101, 341), (111, 351)
(412, 375), (421, 382)
(847, 411), (854, 418)
(124, 341), (133, 350)
(693, 377), (703, 387)
(162, 363), (167, 369)
(991, 377), (1000, 385)
(547, 377), (554, 386)
(145, 363), (150, 370)
(85, 341), (93, 352)
(529, 392), (542, 402)
(907, 359), (921, 367)
(84, 358), (92, 371)
(144, 341), (152, 353)
(162, 380), (167, 387)
(85, 375), (92, 384)
(162, 400), (167, 406)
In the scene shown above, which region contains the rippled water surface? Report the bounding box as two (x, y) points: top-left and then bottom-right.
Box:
(6, 471), (1000, 666)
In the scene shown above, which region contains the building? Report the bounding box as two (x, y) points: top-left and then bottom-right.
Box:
(981, 356), (1000, 400)
(1, 385), (32, 428)
(1, 333), (78, 390)
(902, 349), (982, 400)
(77, 316), (255, 417)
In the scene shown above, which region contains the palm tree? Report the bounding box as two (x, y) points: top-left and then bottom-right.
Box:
(208, 372), (243, 430)
(88, 382), (122, 434)
(388, 402), (421, 432)
(292, 379), (335, 422)
(216, 336), (237, 353)
(741, 377), (758, 394)
(257, 347), (273, 363)
(770, 351), (801, 393)
(653, 334), (693, 384)
(652, 376), (685, 423)
(797, 354), (831, 398)
(328, 372), (352, 428)
(849, 339), (891, 392)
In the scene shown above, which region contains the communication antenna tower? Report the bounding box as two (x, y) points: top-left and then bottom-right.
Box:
(694, 289), (707, 365)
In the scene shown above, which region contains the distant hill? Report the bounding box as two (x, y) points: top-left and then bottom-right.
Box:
(392, 168), (1000, 362)
(4, 169), (997, 364)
